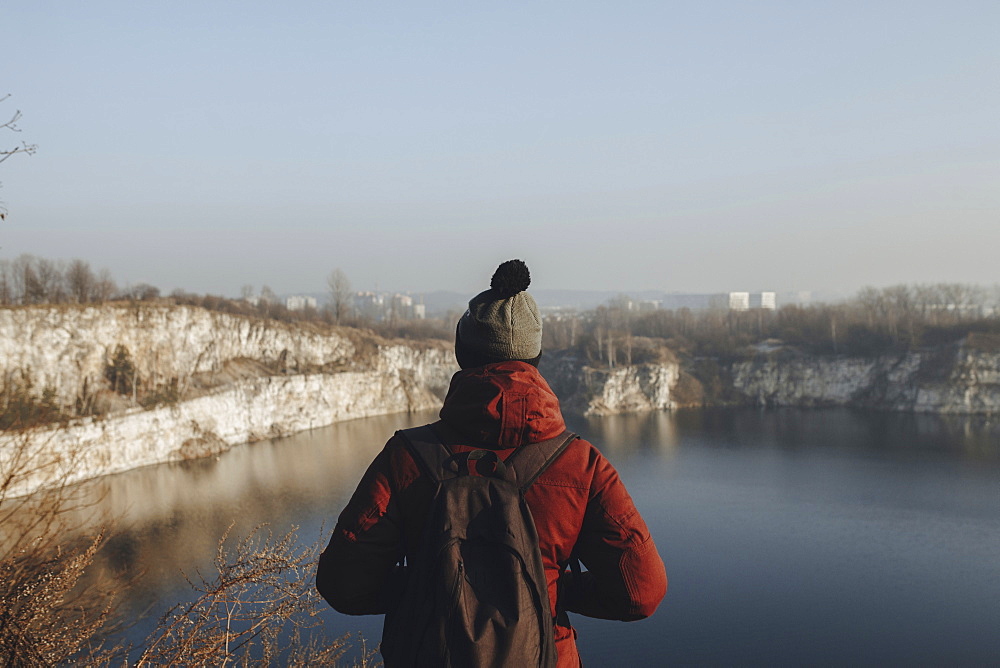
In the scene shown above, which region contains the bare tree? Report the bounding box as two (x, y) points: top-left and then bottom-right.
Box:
(0, 96), (36, 165)
(0, 259), (11, 305)
(856, 285), (886, 330)
(0, 255), (74, 304)
(1, 94), (37, 222)
(66, 259), (96, 304)
(35, 257), (66, 303)
(125, 282), (161, 301)
(9, 254), (42, 304)
(326, 268), (352, 324)
(608, 296), (633, 366)
(93, 268), (118, 303)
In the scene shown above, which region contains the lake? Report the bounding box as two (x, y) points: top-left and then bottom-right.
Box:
(76, 407), (1000, 666)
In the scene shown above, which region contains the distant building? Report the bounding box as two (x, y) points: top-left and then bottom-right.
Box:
(354, 291), (385, 310)
(661, 293), (722, 310)
(246, 291), (275, 307)
(286, 295), (317, 311)
(728, 292), (750, 311)
(634, 299), (660, 312)
(661, 291), (776, 311)
(353, 291), (425, 320)
(354, 291), (384, 307)
(749, 292), (777, 310)
(608, 297), (662, 312)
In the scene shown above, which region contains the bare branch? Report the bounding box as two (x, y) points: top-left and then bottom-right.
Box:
(0, 98), (37, 164)
(1, 94), (38, 219)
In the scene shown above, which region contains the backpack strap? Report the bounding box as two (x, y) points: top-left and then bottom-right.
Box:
(397, 426), (578, 492)
(396, 425), (452, 484)
(506, 430), (578, 493)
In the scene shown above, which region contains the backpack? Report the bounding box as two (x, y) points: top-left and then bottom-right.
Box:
(380, 425), (578, 668)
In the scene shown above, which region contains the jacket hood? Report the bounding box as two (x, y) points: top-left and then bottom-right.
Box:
(439, 361), (566, 448)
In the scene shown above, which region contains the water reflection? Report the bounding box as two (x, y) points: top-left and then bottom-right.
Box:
(63, 410), (439, 643)
(655, 407), (1000, 459)
(574, 410), (680, 460)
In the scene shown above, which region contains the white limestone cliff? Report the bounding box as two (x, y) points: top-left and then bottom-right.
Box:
(543, 341), (1000, 416)
(0, 304), (456, 495)
(541, 353), (680, 416)
(730, 343), (1000, 414)
(0, 305), (361, 406)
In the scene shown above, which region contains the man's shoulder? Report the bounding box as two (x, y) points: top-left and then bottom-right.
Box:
(365, 427), (433, 491)
(531, 435), (614, 493)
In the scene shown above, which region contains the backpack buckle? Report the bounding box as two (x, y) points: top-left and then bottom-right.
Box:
(466, 449), (507, 479)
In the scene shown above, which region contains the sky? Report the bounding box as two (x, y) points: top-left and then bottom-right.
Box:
(1, 1), (998, 298)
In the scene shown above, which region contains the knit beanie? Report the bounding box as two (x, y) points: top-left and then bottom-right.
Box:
(456, 259), (542, 365)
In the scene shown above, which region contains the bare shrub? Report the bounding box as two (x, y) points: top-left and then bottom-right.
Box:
(133, 524), (359, 667)
(0, 532), (112, 666)
(105, 345), (139, 399)
(0, 376), (67, 431)
(1, 424), (371, 666)
(0, 425), (117, 666)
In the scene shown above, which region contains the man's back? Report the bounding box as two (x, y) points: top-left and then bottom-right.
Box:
(317, 361), (667, 666)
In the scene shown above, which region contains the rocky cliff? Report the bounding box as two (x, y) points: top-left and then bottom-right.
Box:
(0, 304), (456, 495)
(2, 305), (373, 405)
(541, 352), (680, 415)
(542, 337), (1000, 416)
(730, 339), (1000, 414)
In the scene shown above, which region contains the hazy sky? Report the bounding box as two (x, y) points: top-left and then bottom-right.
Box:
(2, 1), (998, 297)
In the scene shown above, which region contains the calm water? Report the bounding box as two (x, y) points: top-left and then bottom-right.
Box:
(76, 408), (1000, 666)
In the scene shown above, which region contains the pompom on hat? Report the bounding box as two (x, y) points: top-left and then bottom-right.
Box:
(456, 259), (542, 367)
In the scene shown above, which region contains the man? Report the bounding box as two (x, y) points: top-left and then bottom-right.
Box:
(317, 260), (666, 667)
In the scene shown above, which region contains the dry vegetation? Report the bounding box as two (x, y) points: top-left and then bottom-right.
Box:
(127, 524), (362, 667)
(0, 417), (375, 667)
(0, 426), (115, 666)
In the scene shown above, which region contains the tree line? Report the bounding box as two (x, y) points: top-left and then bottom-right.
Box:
(0, 257), (455, 340)
(0, 255), (123, 305)
(543, 283), (1000, 366)
(4, 254), (996, 362)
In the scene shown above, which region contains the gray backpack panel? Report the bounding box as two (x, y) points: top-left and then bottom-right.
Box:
(381, 425), (577, 668)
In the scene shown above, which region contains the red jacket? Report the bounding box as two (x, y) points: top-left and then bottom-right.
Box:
(317, 361), (667, 667)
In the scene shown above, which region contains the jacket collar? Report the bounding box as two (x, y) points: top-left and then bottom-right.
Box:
(439, 361), (566, 448)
